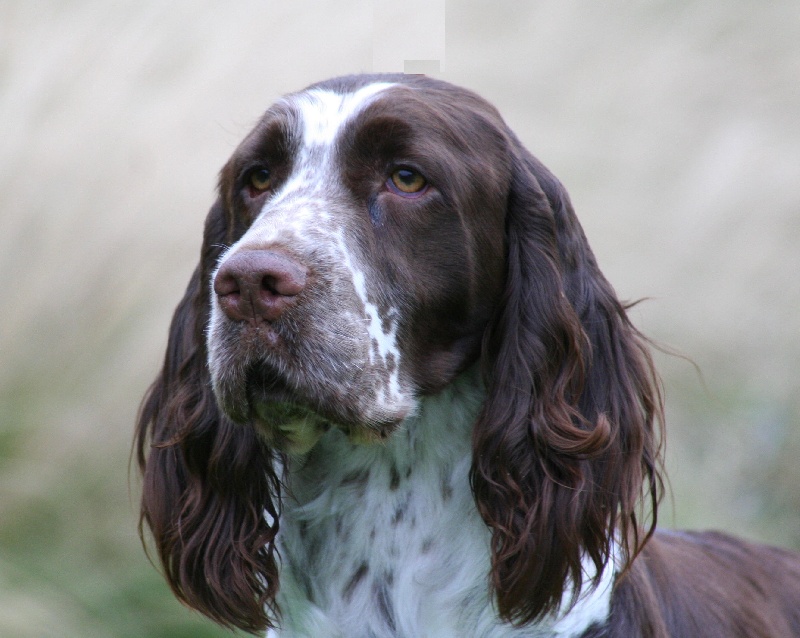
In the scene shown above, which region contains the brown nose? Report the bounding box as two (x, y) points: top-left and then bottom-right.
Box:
(214, 250), (307, 322)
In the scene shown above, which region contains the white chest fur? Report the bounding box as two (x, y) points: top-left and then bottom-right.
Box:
(269, 370), (614, 637)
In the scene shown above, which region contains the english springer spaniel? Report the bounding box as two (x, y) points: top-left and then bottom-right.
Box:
(136, 74), (800, 637)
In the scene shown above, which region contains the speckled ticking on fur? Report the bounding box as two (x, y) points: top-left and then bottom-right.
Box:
(269, 369), (617, 637)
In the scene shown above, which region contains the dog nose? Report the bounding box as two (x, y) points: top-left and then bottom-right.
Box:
(214, 250), (307, 322)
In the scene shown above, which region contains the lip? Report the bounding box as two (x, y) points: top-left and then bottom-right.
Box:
(245, 359), (295, 400)
(252, 398), (320, 428)
(216, 354), (411, 452)
(252, 401), (330, 454)
(241, 366), (332, 453)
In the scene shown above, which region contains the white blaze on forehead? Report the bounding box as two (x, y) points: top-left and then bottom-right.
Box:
(242, 82), (395, 246)
(294, 82), (395, 147)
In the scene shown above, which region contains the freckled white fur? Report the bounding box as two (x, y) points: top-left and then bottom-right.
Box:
(214, 83), (396, 267)
(208, 82), (411, 420)
(336, 231), (405, 413)
(270, 368), (614, 637)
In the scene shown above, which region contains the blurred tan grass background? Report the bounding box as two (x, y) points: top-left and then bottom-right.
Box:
(1, 1), (799, 635)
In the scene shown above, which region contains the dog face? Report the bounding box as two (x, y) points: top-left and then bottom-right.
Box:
(207, 77), (508, 452)
(137, 74), (663, 633)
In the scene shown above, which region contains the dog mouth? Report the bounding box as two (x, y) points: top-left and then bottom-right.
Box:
(251, 398), (332, 455)
(234, 364), (328, 453)
(219, 361), (398, 453)
(211, 322), (412, 451)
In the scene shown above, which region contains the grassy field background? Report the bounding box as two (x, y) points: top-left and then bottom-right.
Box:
(1, 1), (798, 635)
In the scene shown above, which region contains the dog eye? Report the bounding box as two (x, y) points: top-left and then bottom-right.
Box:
(389, 168), (427, 195)
(247, 167), (272, 193)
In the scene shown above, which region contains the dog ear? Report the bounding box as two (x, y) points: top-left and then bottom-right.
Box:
(470, 142), (663, 625)
(135, 198), (282, 633)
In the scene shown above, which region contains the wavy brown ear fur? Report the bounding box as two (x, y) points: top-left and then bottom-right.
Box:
(135, 199), (281, 634)
(470, 140), (664, 626)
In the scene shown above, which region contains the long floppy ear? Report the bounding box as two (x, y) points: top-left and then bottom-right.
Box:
(135, 199), (281, 633)
(470, 141), (664, 626)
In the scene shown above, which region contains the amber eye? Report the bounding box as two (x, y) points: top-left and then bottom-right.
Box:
(248, 167), (272, 193)
(389, 168), (427, 195)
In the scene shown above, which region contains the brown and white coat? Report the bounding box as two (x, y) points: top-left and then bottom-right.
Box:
(136, 74), (800, 637)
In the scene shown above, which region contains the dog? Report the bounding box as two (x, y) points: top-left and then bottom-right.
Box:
(136, 74), (800, 637)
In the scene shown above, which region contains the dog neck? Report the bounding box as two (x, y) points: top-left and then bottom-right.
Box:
(273, 367), (614, 637)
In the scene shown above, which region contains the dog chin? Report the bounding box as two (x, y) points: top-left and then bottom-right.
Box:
(250, 400), (328, 455)
(251, 398), (408, 454)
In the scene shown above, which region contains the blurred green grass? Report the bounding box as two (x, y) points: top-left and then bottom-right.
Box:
(0, 379), (231, 637)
